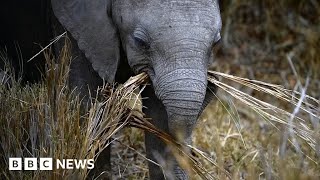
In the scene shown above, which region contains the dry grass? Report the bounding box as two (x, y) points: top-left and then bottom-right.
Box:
(0, 41), (149, 179)
(195, 71), (320, 179)
(192, 1), (320, 179)
(1, 1), (319, 179)
(0, 41), (221, 179)
(1, 45), (318, 179)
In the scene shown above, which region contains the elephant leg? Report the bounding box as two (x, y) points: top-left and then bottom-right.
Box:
(89, 146), (112, 179)
(142, 85), (169, 180)
(66, 36), (112, 179)
(51, 14), (102, 101)
(67, 37), (103, 102)
(51, 16), (111, 179)
(57, 34), (111, 179)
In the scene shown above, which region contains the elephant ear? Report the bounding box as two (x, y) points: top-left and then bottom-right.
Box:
(51, 0), (119, 83)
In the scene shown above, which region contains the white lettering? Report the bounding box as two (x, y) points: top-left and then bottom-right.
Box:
(87, 159), (94, 170)
(66, 159), (73, 169)
(74, 159), (87, 169)
(56, 159), (65, 169)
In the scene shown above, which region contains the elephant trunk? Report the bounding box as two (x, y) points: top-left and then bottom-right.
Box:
(153, 67), (207, 179)
(154, 68), (207, 142)
(149, 38), (209, 179)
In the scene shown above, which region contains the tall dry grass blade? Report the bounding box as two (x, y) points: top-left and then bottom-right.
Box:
(207, 71), (319, 161)
(208, 71), (320, 118)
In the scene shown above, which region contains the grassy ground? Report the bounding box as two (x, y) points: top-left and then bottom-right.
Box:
(193, 1), (320, 179)
(0, 1), (319, 179)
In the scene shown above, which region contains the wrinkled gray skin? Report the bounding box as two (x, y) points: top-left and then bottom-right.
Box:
(51, 0), (221, 179)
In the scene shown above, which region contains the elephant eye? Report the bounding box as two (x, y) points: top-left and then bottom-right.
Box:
(134, 36), (150, 50)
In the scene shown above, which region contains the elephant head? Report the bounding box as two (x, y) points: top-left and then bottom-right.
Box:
(51, 0), (221, 179)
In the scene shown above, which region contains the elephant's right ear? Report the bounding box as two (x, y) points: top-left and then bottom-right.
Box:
(51, 0), (119, 83)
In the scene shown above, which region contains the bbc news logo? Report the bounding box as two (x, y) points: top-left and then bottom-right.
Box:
(9, 158), (94, 171)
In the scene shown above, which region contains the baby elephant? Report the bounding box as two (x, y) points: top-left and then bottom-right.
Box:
(51, 0), (221, 179)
